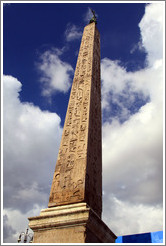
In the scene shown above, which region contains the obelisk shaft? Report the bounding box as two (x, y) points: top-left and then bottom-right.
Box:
(48, 22), (102, 217)
(29, 22), (117, 243)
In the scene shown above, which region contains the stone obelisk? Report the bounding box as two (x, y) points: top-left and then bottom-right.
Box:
(48, 18), (102, 218)
(29, 17), (117, 243)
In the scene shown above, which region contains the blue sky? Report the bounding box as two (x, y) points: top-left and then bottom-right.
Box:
(2, 1), (164, 243)
(3, 2), (147, 124)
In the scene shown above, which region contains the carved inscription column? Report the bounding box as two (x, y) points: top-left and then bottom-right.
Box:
(48, 22), (102, 218)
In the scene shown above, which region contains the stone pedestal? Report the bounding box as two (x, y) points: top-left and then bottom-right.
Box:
(28, 203), (117, 243)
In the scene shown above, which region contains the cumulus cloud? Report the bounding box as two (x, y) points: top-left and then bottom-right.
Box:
(65, 23), (82, 42)
(3, 75), (63, 242)
(103, 196), (163, 236)
(3, 214), (17, 243)
(101, 2), (163, 235)
(36, 48), (73, 96)
(139, 3), (163, 66)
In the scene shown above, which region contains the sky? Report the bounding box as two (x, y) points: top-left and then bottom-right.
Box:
(2, 1), (164, 243)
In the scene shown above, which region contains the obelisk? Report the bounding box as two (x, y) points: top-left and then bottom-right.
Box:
(29, 14), (117, 243)
(48, 16), (102, 218)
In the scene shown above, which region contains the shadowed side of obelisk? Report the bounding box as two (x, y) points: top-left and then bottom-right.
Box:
(85, 24), (102, 217)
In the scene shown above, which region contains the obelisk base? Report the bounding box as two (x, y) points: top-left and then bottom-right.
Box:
(28, 202), (117, 243)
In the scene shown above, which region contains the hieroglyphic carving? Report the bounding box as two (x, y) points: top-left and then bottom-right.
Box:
(48, 22), (102, 217)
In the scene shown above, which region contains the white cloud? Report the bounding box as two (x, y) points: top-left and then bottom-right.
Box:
(103, 195), (163, 236)
(3, 205), (42, 243)
(3, 75), (63, 242)
(65, 23), (82, 42)
(3, 214), (17, 243)
(102, 101), (163, 205)
(139, 3), (163, 66)
(101, 2), (164, 236)
(36, 48), (73, 96)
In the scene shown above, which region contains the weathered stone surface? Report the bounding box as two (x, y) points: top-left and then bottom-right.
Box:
(48, 22), (102, 218)
(28, 22), (117, 243)
(28, 203), (117, 243)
